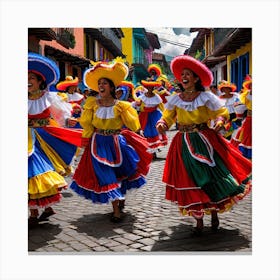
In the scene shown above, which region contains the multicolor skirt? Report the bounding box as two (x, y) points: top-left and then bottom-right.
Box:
(139, 108), (168, 153)
(231, 115), (252, 159)
(70, 129), (153, 204)
(28, 126), (82, 209)
(163, 126), (252, 219)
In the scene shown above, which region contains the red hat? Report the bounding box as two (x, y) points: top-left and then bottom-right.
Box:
(56, 76), (79, 91)
(170, 55), (213, 87)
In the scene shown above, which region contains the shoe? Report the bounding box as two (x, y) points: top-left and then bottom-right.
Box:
(110, 215), (122, 223)
(28, 217), (39, 228)
(38, 209), (56, 221)
(211, 217), (220, 231)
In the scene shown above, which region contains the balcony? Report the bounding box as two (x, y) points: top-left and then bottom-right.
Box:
(55, 28), (76, 49)
(28, 28), (57, 41)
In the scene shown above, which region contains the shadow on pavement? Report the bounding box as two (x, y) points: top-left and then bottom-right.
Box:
(71, 212), (137, 239)
(151, 223), (251, 252)
(61, 190), (73, 198)
(28, 223), (62, 251)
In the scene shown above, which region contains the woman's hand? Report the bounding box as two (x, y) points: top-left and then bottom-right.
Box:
(156, 123), (167, 134)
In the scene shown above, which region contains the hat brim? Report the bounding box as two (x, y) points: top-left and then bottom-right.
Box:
(28, 52), (60, 87)
(218, 84), (237, 92)
(56, 77), (79, 91)
(141, 80), (161, 88)
(170, 55), (213, 87)
(84, 62), (128, 92)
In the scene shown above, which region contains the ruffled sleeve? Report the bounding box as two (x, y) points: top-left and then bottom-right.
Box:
(47, 91), (72, 126)
(79, 96), (96, 138)
(116, 101), (141, 132)
(239, 90), (252, 110)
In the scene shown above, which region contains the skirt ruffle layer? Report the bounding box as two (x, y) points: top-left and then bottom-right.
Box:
(230, 116), (252, 159)
(140, 109), (168, 151)
(71, 130), (152, 204)
(163, 128), (252, 217)
(28, 126), (81, 209)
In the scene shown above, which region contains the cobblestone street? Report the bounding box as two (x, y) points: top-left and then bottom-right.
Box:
(28, 127), (252, 254)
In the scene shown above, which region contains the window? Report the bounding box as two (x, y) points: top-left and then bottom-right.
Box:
(231, 52), (250, 91)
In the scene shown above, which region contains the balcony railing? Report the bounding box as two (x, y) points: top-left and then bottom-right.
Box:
(55, 28), (76, 49)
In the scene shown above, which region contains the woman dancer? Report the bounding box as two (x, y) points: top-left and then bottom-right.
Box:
(28, 53), (82, 227)
(70, 58), (153, 222)
(156, 55), (252, 235)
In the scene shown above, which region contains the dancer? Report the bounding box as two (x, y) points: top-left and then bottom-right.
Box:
(217, 80), (240, 139)
(28, 53), (82, 227)
(231, 75), (252, 159)
(133, 79), (168, 158)
(156, 55), (252, 235)
(56, 76), (85, 128)
(147, 63), (162, 81)
(70, 58), (153, 223)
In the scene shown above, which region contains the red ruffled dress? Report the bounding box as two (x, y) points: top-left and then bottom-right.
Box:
(158, 92), (252, 219)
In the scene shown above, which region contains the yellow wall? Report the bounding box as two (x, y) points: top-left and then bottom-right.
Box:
(121, 28), (133, 64)
(227, 42), (252, 81)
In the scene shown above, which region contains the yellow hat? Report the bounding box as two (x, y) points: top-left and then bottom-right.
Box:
(56, 76), (79, 91)
(218, 80), (237, 92)
(84, 57), (129, 92)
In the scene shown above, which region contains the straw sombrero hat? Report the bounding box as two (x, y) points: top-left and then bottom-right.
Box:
(170, 55), (213, 87)
(28, 52), (60, 87)
(218, 80), (237, 92)
(83, 58), (129, 92)
(56, 76), (79, 91)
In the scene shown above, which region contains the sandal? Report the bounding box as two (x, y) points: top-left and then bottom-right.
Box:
(38, 209), (56, 221)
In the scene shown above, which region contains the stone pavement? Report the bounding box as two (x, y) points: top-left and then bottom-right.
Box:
(28, 127), (252, 254)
